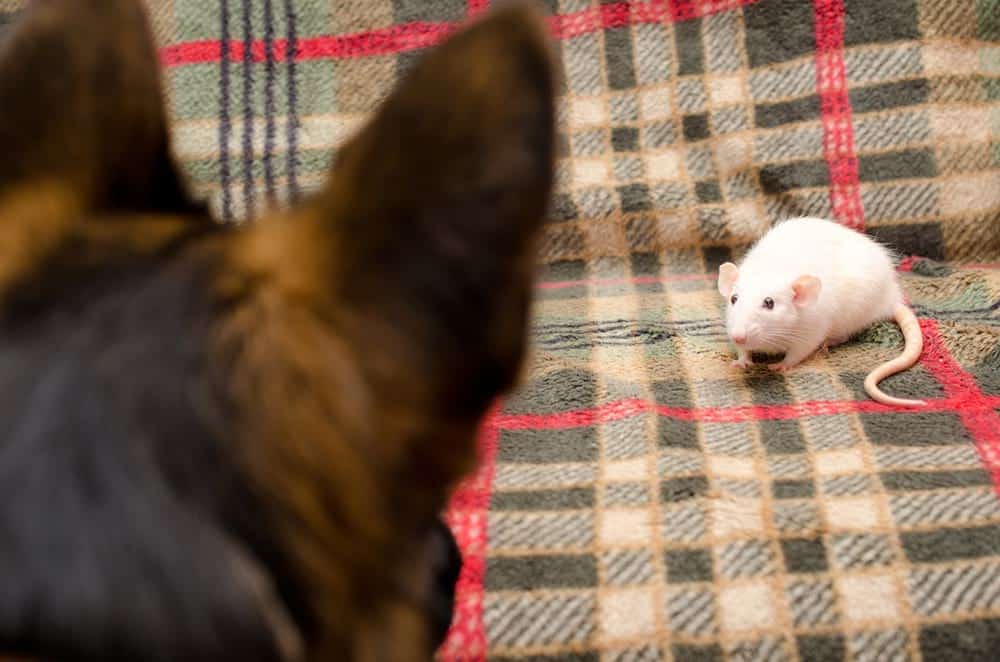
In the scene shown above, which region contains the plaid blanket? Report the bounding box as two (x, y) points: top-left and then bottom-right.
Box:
(5, 0), (999, 659)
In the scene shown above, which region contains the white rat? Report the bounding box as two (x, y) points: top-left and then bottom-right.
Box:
(717, 217), (925, 407)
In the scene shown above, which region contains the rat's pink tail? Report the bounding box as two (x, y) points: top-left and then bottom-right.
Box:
(864, 304), (926, 407)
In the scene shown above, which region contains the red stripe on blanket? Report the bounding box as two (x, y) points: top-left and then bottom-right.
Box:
(918, 319), (1000, 491)
(160, 0), (762, 67)
(439, 407), (500, 661)
(496, 395), (1000, 429)
(160, 23), (454, 65)
(812, 0), (864, 230)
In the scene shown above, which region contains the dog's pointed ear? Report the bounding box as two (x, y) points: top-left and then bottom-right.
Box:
(275, 2), (557, 415)
(0, 0), (199, 214)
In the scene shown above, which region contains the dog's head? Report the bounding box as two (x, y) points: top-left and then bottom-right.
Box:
(0, 2), (555, 660)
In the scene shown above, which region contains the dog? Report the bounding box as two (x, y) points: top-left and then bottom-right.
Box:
(0, 1), (555, 660)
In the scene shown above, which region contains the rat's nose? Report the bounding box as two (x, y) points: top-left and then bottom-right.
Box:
(731, 332), (747, 345)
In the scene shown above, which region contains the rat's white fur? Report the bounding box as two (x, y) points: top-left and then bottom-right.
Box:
(718, 217), (925, 407)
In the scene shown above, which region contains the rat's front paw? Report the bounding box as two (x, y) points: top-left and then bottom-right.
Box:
(767, 362), (789, 373)
(731, 358), (752, 369)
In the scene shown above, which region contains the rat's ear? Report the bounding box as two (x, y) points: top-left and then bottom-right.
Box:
(0, 0), (199, 215)
(792, 275), (822, 306)
(718, 263), (739, 297)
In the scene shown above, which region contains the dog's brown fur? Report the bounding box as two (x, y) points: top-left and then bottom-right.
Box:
(0, 2), (555, 660)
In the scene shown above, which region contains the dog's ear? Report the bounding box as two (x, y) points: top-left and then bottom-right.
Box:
(0, 0), (198, 214)
(258, 1), (556, 421)
(332, 1), (555, 411)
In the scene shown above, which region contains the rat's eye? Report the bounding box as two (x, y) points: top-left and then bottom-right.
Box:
(730, 294), (738, 305)
(763, 297), (775, 310)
